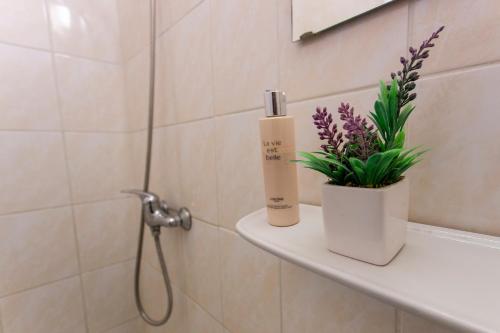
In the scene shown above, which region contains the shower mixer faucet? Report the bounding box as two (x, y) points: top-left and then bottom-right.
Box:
(122, 189), (192, 234)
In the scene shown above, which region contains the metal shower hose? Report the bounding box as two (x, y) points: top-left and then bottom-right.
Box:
(134, 0), (174, 326)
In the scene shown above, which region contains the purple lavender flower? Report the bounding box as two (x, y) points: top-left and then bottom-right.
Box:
(312, 107), (343, 154)
(392, 26), (445, 109)
(338, 103), (374, 138)
(312, 104), (378, 160)
(337, 103), (377, 160)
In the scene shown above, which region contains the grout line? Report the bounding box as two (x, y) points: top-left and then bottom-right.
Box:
(122, 42), (150, 65)
(44, 2), (90, 329)
(0, 203), (73, 218)
(0, 196), (134, 218)
(190, 215), (218, 228)
(121, 0), (207, 64)
(0, 260), (137, 312)
(52, 51), (121, 66)
(143, 106), (263, 134)
(206, 5), (225, 322)
(288, 83), (380, 105)
(420, 59), (500, 80)
(0, 39), (51, 53)
(0, 273), (80, 299)
(177, 279), (225, 329)
(61, 130), (132, 135)
(168, 113), (212, 127)
(51, 48), (120, 65)
(212, 106), (263, 118)
(82, 257), (137, 276)
(0, 128), (133, 134)
(102, 316), (141, 332)
(121, 42), (149, 67)
(0, 40), (121, 67)
(170, 0), (207, 32)
(143, 258), (161, 274)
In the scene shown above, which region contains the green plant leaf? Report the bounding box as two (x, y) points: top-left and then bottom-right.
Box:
(394, 130), (406, 149)
(364, 149), (401, 186)
(348, 158), (367, 185)
(397, 104), (415, 132)
(388, 80), (399, 128)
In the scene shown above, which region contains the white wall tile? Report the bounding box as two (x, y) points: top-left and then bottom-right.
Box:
(0, 0), (50, 49)
(64, 132), (134, 203)
(48, 0), (121, 62)
(211, 0), (279, 114)
(183, 295), (224, 333)
(149, 127), (182, 208)
(171, 1), (213, 122)
(73, 198), (139, 272)
(156, 30), (176, 127)
(157, 0), (173, 34)
(0, 44), (60, 130)
(82, 260), (136, 333)
(169, 0), (203, 25)
(180, 219), (222, 320)
(116, 0), (149, 61)
(410, 0), (500, 74)
(124, 50), (149, 131)
(0, 277), (86, 333)
(0, 132), (71, 214)
(177, 119), (218, 224)
(55, 54), (127, 131)
(104, 318), (143, 333)
(408, 65), (500, 235)
(219, 229), (281, 333)
(215, 110), (265, 230)
(281, 261), (395, 333)
(0, 207), (79, 296)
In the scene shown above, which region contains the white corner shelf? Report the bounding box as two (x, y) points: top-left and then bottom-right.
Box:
(236, 204), (500, 333)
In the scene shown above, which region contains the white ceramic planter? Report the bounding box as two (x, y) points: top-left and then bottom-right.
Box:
(321, 179), (409, 265)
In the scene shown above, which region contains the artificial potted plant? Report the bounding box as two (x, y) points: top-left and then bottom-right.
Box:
(296, 26), (445, 265)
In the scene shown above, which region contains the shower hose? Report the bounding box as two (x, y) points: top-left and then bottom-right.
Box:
(134, 0), (174, 326)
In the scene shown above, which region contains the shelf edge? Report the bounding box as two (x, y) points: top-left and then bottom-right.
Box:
(236, 207), (495, 333)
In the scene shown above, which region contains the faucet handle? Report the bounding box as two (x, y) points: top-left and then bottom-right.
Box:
(121, 189), (159, 205)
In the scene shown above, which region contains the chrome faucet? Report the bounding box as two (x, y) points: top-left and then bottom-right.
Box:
(122, 189), (192, 234)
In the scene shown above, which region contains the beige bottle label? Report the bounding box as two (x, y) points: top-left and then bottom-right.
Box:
(259, 116), (300, 227)
(262, 140), (294, 210)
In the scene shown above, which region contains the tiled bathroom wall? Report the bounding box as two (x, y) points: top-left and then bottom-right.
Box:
(1, 0), (494, 332)
(0, 1), (142, 332)
(119, 0), (500, 332)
